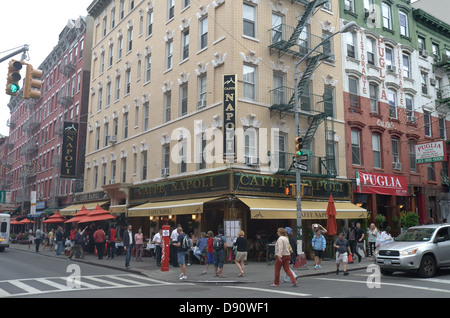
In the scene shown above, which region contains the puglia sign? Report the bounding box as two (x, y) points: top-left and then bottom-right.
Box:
(415, 141), (446, 164)
(61, 122), (79, 178)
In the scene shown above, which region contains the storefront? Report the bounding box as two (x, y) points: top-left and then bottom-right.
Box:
(126, 169), (367, 254)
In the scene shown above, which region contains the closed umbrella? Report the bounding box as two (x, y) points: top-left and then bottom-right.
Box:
(326, 194), (337, 236)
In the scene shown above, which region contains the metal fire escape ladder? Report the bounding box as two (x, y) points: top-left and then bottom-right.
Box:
(288, 54), (322, 106)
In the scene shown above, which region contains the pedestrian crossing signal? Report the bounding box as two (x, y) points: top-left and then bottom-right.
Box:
(285, 184), (296, 198)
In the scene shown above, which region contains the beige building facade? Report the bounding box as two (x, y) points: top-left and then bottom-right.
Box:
(82, 0), (360, 244)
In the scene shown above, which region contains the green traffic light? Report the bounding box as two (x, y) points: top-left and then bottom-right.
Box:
(10, 83), (20, 93)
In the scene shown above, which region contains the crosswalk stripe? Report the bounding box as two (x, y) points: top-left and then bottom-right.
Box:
(9, 281), (41, 294)
(106, 275), (148, 286)
(85, 276), (129, 288)
(35, 278), (71, 291)
(224, 285), (311, 297)
(0, 288), (10, 297)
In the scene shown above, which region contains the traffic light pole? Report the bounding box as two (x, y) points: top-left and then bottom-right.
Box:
(0, 45), (29, 64)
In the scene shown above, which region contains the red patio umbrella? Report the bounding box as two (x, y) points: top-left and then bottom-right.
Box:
(42, 211), (67, 224)
(10, 219), (21, 225)
(19, 218), (35, 224)
(326, 194), (337, 236)
(76, 205), (115, 223)
(64, 205), (90, 224)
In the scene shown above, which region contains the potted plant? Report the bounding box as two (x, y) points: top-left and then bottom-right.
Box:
(401, 212), (419, 230)
(375, 214), (386, 230)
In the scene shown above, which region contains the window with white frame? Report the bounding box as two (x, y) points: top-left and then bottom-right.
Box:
(402, 53), (411, 78)
(168, 0), (175, 20)
(164, 92), (171, 123)
(106, 82), (111, 107)
(198, 75), (207, 107)
(372, 134), (382, 169)
(121, 157), (127, 183)
(244, 128), (258, 162)
(424, 112), (431, 137)
(147, 10), (153, 37)
(367, 38), (375, 65)
(399, 11), (409, 37)
(351, 129), (361, 165)
(382, 3), (392, 29)
(143, 102), (149, 131)
(166, 40), (173, 70)
(243, 3), (256, 38)
(392, 138), (400, 165)
(388, 90), (397, 118)
(199, 17), (208, 50)
(117, 36), (123, 60)
(141, 151), (148, 180)
(125, 69), (131, 95)
(385, 46), (394, 68)
(346, 32), (356, 58)
(406, 95), (414, 122)
(243, 64), (256, 101)
(344, 0), (354, 12)
(348, 77), (359, 108)
(409, 140), (416, 172)
(182, 29), (189, 61)
(127, 27), (133, 52)
(369, 83), (378, 113)
(145, 55), (151, 82)
(115, 76), (121, 101)
(180, 84), (188, 116)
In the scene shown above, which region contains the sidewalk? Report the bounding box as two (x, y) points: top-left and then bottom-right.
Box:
(8, 243), (371, 284)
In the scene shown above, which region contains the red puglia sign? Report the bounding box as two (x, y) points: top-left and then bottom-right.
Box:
(355, 171), (409, 196)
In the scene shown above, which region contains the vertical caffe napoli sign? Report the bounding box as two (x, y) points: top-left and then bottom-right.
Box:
(224, 74), (237, 162)
(61, 122), (79, 178)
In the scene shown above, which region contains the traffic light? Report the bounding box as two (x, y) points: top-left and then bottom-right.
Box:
(5, 59), (23, 96)
(294, 136), (304, 159)
(23, 63), (43, 99)
(285, 184), (296, 198)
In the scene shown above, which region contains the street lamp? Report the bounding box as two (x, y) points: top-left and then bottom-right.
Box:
(294, 21), (358, 256)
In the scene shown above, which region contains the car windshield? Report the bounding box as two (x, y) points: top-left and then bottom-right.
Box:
(395, 228), (435, 242)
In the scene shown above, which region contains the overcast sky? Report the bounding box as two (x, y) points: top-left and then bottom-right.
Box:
(0, 0), (93, 136)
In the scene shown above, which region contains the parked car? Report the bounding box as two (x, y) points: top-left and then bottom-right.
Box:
(374, 224), (450, 278)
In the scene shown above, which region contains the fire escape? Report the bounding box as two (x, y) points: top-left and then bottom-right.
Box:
(269, 0), (336, 178)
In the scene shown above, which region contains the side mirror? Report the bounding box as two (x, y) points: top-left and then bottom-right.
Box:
(435, 237), (446, 243)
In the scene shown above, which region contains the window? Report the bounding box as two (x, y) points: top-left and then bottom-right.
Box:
(111, 8), (116, 29)
(102, 16), (107, 37)
(182, 29), (189, 60)
(392, 138), (400, 167)
(367, 38), (375, 65)
(348, 77), (359, 108)
(372, 134), (382, 169)
(385, 46), (394, 68)
(243, 65), (256, 101)
(97, 87), (103, 112)
(141, 152), (148, 180)
(432, 43), (440, 61)
(108, 45), (114, 67)
(120, 0), (125, 20)
(179, 139), (187, 173)
(199, 17), (208, 50)
(406, 95), (414, 122)
(123, 113), (128, 139)
(244, 128), (258, 160)
(125, 69), (131, 95)
(143, 102), (149, 131)
(439, 117), (446, 139)
(271, 13), (283, 44)
(428, 163), (435, 181)
(180, 84), (188, 116)
(197, 133), (206, 170)
(168, 0), (175, 20)
(127, 28), (133, 52)
(106, 82), (111, 107)
(182, 0), (190, 9)
(111, 160), (117, 183)
(351, 129), (362, 165)
(115, 76), (121, 101)
(409, 140), (416, 172)
(388, 90), (397, 118)
(198, 75), (207, 107)
(324, 86), (334, 118)
(121, 157), (127, 183)
(129, 0), (134, 11)
(104, 122), (109, 147)
(147, 10), (153, 37)
(96, 127), (100, 150)
(164, 92), (171, 123)
(299, 26), (309, 56)
(145, 55), (151, 83)
(382, 3), (392, 29)
(117, 37), (123, 60)
(418, 37), (426, 52)
(399, 11), (409, 37)
(163, 145), (170, 172)
(424, 112), (431, 137)
(301, 81), (311, 111)
(344, 0), (354, 12)
(346, 32), (356, 58)
(273, 72), (285, 105)
(100, 52), (105, 74)
(402, 54), (410, 78)
(421, 72), (428, 95)
(94, 166), (98, 189)
(369, 83), (378, 113)
(243, 4), (256, 38)
(166, 40), (173, 70)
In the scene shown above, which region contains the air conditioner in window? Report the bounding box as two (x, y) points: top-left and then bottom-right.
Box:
(109, 179), (116, 184)
(407, 116), (417, 123)
(393, 162), (402, 170)
(108, 135), (117, 144)
(244, 156), (260, 167)
(197, 100), (207, 109)
(419, 50), (429, 58)
(161, 167), (170, 176)
(430, 78), (437, 86)
(387, 65), (396, 73)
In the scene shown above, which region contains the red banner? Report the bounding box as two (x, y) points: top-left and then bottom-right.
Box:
(355, 171), (409, 196)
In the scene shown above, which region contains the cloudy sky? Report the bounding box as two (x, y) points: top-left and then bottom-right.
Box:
(0, 0), (93, 136)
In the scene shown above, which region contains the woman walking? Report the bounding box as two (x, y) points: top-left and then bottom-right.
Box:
(368, 223), (378, 261)
(233, 230), (247, 277)
(271, 227), (297, 287)
(135, 227), (144, 262)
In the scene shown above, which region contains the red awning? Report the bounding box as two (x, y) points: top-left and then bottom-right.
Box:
(355, 171), (409, 196)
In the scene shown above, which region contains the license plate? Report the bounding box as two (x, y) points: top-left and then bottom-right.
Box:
(384, 260), (392, 265)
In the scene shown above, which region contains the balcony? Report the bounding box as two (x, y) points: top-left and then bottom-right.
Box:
(59, 63), (76, 78)
(436, 85), (450, 107)
(23, 118), (40, 132)
(269, 88), (333, 117)
(57, 92), (74, 108)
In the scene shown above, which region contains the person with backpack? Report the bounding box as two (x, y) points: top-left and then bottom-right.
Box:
(173, 226), (190, 280)
(213, 228), (227, 278)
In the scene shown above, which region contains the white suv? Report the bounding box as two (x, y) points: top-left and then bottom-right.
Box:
(375, 224), (450, 278)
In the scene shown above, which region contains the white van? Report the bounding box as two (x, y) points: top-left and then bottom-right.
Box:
(0, 214), (10, 251)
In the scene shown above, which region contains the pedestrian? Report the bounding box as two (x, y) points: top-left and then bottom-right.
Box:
(107, 224), (117, 259)
(213, 228), (227, 278)
(123, 224), (135, 269)
(152, 229), (162, 267)
(135, 227), (144, 262)
(311, 229), (326, 269)
(285, 227), (297, 265)
(334, 232), (351, 276)
(271, 227), (297, 287)
(93, 226), (106, 259)
(346, 222), (361, 263)
(42, 230), (49, 251)
(35, 228), (42, 253)
(170, 224), (181, 267)
(233, 230), (247, 277)
(47, 228), (54, 251)
(312, 223), (328, 235)
(355, 222), (365, 260)
(193, 232), (207, 263)
(55, 226), (64, 256)
(68, 227), (87, 260)
(368, 223), (378, 261)
(173, 226), (189, 280)
(202, 231), (215, 275)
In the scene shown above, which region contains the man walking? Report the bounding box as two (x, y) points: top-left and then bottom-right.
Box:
(93, 227), (106, 260)
(153, 229), (162, 267)
(213, 228), (227, 278)
(334, 232), (352, 276)
(107, 224), (117, 259)
(55, 226), (64, 256)
(35, 228), (42, 253)
(68, 227), (87, 260)
(123, 224), (135, 269)
(173, 226), (188, 280)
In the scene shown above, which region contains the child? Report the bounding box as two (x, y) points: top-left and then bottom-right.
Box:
(311, 229), (326, 269)
(201, 231), (215, 275)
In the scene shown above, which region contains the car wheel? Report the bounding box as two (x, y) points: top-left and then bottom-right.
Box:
(380, 269), (394, 276)
(418, 255), (436, 278)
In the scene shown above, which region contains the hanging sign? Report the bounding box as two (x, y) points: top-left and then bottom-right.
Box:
(61, 122), (79, 178)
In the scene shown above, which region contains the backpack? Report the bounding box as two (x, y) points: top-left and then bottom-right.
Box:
(181, 234), (192, 250)
(213, 235), (224, 251)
